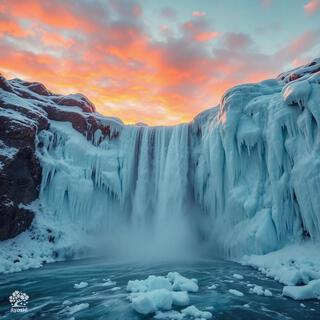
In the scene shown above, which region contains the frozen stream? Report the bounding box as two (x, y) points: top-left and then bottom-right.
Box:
(0, 258), (319, 319)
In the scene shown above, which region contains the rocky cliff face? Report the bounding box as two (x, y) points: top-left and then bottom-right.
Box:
(0, 75), (121, 240)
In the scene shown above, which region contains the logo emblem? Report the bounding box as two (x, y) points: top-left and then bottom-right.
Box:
(9, 290), (29, 313)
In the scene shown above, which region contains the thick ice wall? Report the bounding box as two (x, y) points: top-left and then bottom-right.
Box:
(194, 73), (320, 256)
(37, 121), (122, 234)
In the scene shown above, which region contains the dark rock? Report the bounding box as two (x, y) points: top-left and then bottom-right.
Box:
(0, 73), (120, 241)
(0, 147), (42, 204)
(0, 204), (34, 241)
(52, 93), (96, 113)
(27, 82), (52, 96)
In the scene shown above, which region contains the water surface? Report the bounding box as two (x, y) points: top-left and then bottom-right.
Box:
(0, 258), (319, 319)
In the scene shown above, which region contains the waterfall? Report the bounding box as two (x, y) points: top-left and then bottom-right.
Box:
(36, 69), (320, 260)
(37, 122), (200, 259)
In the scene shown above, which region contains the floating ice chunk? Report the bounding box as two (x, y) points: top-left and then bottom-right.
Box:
(73, 281), (88, 289)
(181, 305), (212, 319)
(127, 275), (172, 293)
(102, 279), (117, 287)
(65, 303), (89, 315)
(228, 289), (244, 296)
(300, 303), (306, 308)
(264, 289), (272, 297)
(154, 310), (184, 320)
(243, 304), (250, 308)
(171, 291), (190, 306)
(167, 272), (199, 292)
(110, 286), (121, 291)
(207, 284), (217, 289)
(283, 279), (320, 300)
(205, 306), (214, 310)
(249, 285), (272, 296)
(249, 285), (264, 295)
(233, 274), (244, 280)
(282, 79), (311, 107)
(62, 300), (72, 305)
(130, 289), (172, 315)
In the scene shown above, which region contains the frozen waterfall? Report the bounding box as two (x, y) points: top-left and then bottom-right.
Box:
(37, 121), (202, 259)
(35, 60), (320, 260)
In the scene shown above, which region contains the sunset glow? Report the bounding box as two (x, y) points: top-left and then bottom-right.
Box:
(0, 0), (319, 125)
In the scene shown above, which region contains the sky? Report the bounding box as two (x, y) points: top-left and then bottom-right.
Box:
(0, 0), (320, 125)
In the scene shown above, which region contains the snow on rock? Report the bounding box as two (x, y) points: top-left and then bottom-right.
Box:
(74, 281), (88, 289)
(283, 279), (320, 300)
(228, 289), (244, 297)
(283, 79), (311, 107)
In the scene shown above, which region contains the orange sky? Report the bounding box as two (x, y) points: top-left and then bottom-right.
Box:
(0, 0), (319, 125)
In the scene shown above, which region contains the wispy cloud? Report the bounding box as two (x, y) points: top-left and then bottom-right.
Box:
(0, 0), (318, 125)
(304, 0), (320, 15)
(192, 11), (207, 17)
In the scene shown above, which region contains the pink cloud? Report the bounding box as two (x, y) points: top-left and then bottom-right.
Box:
(261, 0), (272, 8)
(194, 31), (219, 42)
(0, 0), (319, 125)
(304, 0), (320, 14)
(192, 11), (207, 17)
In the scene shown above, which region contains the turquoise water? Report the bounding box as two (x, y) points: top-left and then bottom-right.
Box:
(0, 258), (319, 319)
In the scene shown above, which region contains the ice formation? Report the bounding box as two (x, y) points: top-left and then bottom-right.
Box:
(74, 281), (88, 289)
(1, 58), (320, 279)
(34, 57), (320, 260)
(228, 289), (244, 297)
(249, 285), (272, 296)
(127, 273), (209, 317)
(283, 279), (320, 300)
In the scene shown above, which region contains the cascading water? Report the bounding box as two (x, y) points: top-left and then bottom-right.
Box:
(37, 121), (202, 259)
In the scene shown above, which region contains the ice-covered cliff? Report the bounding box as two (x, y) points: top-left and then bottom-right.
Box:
(1, 58), (320, 272)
